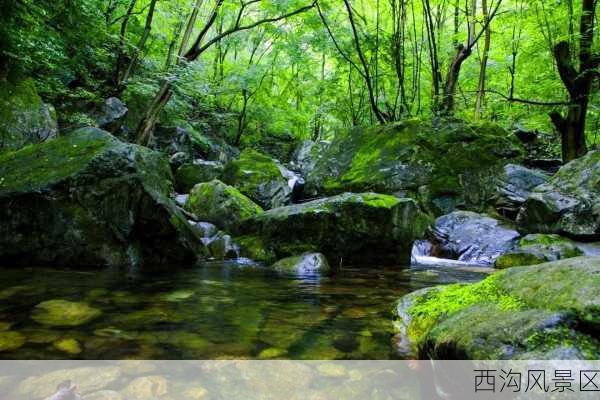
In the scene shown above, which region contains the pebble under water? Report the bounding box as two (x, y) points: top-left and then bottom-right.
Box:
(0, 261), (488, 359)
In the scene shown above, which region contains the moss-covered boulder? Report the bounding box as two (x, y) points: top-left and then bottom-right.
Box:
(394, 257), (600, 359)
(304, 119), (523, 215)
(240, 192), (432, 266)
(0, 78), (57, 151)
(0, 127), (206, 268)
(495, 234), (584, 269)
(223, 148), (293, 209)
(517, 150), (600, 239)
(184, 180), (263, 233)
(175, 161), (225, 193)
(271, 253), (331, 276)
(32, 300), (102, 327)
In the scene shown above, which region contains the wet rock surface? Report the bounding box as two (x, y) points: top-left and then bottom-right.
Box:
(0, 127), (205, 268)
(517, 150), (600, 239)
(494, 164), (550, 219)
(239, 192), (432, 266)
(428, 211), (520, 266)
(271, 253), (331, 276)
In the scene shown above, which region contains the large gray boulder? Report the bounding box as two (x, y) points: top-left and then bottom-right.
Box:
(0, 128), (205, 268)
(517, 150), (600, 239)
(494, 164), (549, 219)
(96, 97), (128, 134)
(0, 78), (57, 151)
(428, 211), (520, 266)
(238, 192), (432, 266)
(175, 160), (224, 193)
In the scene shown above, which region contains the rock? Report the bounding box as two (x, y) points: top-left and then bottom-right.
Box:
(0, 331), (25, 352)
(394, 257), (600, 359)
(251, 130), (300, 162)
(0, 78), (57, 151)
(235, 235), (276, 263)
(223, 149), (292, 209)
(0, 127), (205, 268)
(53, 338), (82, 355)
(495, 234), (584, 268)
(517, 150), (600, 239)
(494, 164), (549, 219)
(428, 211), (520, 266)
(289, 140), (329, 177)
(206, 232), (239, 260)
(191, 222), (219, 245)
(304, 119), (523, 215)
(96, 97), (127, 134)
(239, 192), (432, 265)
(43, 381), (81, 400)
(120, 376), (168, 400)
(152, 126), (195, 157)
(83, 391), (122, 400)
(168, 152), (190, 170)
(32, 300), (102, 327)
(17, 367), (122, 398)
(271, 253), (331, 276)
(184, 180), (263, 233)
(175, 161), (224, 193)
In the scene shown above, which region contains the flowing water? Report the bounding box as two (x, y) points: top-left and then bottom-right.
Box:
(0, 261), (488, 360)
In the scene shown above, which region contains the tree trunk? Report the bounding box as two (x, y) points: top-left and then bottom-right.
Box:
(121, 0), (159, 85)
(475, 0), (491, 118)
(550, 0), (597, 162)
(114, 0), (138, 86)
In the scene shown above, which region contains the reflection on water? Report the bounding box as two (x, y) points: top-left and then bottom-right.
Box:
(0, 261), (486, 360)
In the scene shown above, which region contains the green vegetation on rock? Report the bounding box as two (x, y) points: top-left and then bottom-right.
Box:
(32, 300), (102, 327)
(185, 179), (263, 233)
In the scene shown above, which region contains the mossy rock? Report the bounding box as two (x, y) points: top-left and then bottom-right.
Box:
(305, 119), (523, 215)
(175, 161), (224, 193)
(32, 300), (102, 327)
(0, 78), (57, 151)
(223, 148), (292, 209)
(0, 331), (26, 352)
(184, 179), (263, 233)
(271, 253), (331, 276)
(236, 235), (277, 264)
(517, 150), (600, 238)
(240, 192), (432, 266)
(395, 257), (600, 359)
(495, 234), (583, 268)
(0, 127), (206, 268)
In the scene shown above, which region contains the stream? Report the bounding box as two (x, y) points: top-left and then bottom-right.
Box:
(0, 261), (488, 359)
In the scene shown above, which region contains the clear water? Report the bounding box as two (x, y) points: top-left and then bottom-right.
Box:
(0, 261), (487, 360)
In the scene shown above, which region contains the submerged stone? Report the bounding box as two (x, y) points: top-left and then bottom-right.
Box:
(271, 253), (331, 276)
(0, 331), (25, 352)
(0, 127), (205, 268)
(84, 391), (123, 400)
(223, 148), (292, 209)
(32, 300), (102, 327)
(53, 338), (82, 355)
(517, 150), (600, 239)
(240, 192), (432, 266)
(394, 257), (600, 359)
(120, 376), (168, 400)
(304, 119), (523, 215)
(16, 366), (122, 398)
(185, 179), (263, 233)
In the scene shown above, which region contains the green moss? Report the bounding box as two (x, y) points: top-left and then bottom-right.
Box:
(236, 235), (276, 264)
(0, 128), (112, 193)
(406, 273), (523, 343)
(520, 234), (574, 247)
(185, 180), (263, 232)
(525, 326), (599, 359)
(31, 299), (102, 327)
(0, 331), (26, 352)
(495, 252), (546, 269)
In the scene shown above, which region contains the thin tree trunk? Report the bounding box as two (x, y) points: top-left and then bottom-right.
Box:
(114, 0), (138, 86)
(475, 0), (491, 118)
(121, 0), (159, 85)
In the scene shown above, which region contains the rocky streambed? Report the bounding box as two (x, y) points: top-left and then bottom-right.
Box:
(0, 87), (599, 361)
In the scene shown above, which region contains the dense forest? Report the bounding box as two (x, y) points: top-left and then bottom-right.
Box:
(0, 0), (598, 365)
(1, 0), (598, 159)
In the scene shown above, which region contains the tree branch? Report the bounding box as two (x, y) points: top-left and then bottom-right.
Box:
(485, 89), (574, 106)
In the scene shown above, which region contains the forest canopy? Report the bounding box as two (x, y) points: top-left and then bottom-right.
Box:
(1, 0), (598, 160)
